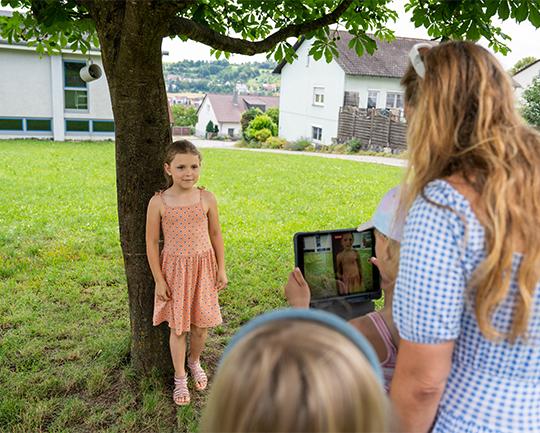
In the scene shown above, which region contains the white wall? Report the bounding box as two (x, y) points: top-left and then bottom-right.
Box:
(513, 61), (540, 103)
(220, 122), (241, 137)
(345, 75), (403, 109)
(0, 49), (53, 117)
(278, 40), (345, 145)
(195, 97), (218, 136)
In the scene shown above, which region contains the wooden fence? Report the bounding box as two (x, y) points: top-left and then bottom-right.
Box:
(337, 106), (407, 153)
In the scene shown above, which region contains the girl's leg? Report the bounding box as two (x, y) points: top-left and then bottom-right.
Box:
(187, 324), (208, 390)
(170, 330), (187, 377)
(170, 330), (189, 404)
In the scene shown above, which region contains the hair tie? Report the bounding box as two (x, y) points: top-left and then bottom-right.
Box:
(408, 42), (433, 79)
(221, 308), (384, 384)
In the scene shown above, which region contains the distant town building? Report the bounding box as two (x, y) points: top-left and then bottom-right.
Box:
(167, 92), (204, 107)
(195, 93), (279, 137)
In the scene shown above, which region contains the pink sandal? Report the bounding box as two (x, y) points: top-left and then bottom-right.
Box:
(187, 359), (208, 391)
(173, 375), (190, 406)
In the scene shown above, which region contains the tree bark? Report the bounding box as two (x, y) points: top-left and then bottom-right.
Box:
(90, 1), (173, 375)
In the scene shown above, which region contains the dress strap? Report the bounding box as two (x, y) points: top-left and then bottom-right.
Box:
(366, 312), (397, 363)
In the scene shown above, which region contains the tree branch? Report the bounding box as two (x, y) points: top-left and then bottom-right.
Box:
(166, 0), (354, 55)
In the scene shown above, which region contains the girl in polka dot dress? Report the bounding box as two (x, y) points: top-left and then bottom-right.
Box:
(146, 140), (227, 406)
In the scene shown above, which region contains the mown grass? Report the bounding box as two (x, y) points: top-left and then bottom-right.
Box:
(0, 140), (403, 432)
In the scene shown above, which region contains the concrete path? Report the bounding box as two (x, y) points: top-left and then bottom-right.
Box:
(177, 137), (407, 168)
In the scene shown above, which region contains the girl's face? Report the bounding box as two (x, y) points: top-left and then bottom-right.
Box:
(341, 233), (353, 249)
(165, 153), (201, 189)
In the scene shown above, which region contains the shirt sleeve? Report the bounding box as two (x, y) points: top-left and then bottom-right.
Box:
(393, 193), (466, 344)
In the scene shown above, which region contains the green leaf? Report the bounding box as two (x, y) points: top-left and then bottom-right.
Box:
(513, 1), (529, 22)
(529, 4), (540, 27)
(499, 0), (510, 20)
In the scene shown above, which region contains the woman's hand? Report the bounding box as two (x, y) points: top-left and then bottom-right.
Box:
(284, 268), (311, 308)
(155, 280), (171, 302)
(216, 269), (228, 291)
(370, 256), (394, 291)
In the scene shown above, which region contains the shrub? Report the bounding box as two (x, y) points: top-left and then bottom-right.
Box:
(284, 139), (312, 151)
(171, 105), (197, 127)
(240, 108), (262, 139)
(263, 136), (287, 149)
(345, 138), (363, 153)
(246, 114), (278, 140)
(254, 128), (272, 143)
(214, 124), (219, 134)
(522, 77), (540, 129)
(205, 120), (214, 133)
(265, 107), (279, 127)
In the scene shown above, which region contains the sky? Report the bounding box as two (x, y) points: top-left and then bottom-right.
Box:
(161, 1), (540, 69)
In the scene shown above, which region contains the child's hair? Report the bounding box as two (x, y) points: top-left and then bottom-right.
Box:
(163, 139), (202, 188)
(200, 313), (389, 433)
(401, 41), (540, 340)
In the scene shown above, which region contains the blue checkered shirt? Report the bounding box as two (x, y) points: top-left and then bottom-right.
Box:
(394, 180), (540, 433)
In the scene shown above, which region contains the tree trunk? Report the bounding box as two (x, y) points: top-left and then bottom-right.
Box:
(90, 2), (173, 375)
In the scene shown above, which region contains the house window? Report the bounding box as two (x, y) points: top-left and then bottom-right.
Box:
(26, 119), (52, 131)
(92, 120), (115, 132)
(66, 119), (90, 132)
(0, 118), (23, 131)
(64, 61), (88, 110)
(312, 126), (322, 141)
(228, 128), (234, 137)
(367, 90), (379, 109)
(313, 87), (325, 106)
(386, 92), (404, 109)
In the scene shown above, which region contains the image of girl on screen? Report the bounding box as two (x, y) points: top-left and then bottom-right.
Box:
(335, 232), (363, 294)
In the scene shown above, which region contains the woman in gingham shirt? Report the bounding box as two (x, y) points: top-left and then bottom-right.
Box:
(390, 41), (540, 433)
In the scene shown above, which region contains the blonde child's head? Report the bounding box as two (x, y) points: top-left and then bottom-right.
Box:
(163, 140), (202, 188)
(401, 40), (540, 340)
(200, 309), (390, 433)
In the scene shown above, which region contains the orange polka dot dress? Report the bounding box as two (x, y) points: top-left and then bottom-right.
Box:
(153, 189), (222, 334)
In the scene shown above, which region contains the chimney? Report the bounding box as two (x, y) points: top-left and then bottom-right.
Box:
(232, 88), (238, 106)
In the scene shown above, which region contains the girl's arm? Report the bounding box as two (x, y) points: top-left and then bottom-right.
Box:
(336, 253), (343, 278)
(206, 191), (228, 290)
(390, 340), (453, 432)
(145, 195), (170, 301)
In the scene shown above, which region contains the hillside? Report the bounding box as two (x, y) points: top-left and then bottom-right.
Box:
(163, 59), (280, 95)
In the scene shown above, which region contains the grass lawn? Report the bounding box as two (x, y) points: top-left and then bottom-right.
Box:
(0, 140), (403, 432)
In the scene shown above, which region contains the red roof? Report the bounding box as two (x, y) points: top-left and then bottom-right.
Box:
(200, 93), (279, 123)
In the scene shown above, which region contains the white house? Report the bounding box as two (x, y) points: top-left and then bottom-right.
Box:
(195, 93), (279, 137)
(0, 37), (114, 141)
(513, 59), (540, 103)
(274, 33), (434, 145)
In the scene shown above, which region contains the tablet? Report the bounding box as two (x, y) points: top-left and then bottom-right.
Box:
(294, 228), (381, 303)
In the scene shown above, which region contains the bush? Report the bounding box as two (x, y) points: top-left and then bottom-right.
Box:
(171, 105), (197, 127)
(240, 108), (263, 139)
(522, 77), (540, 129)
(254, 128), (272, 143)
(345, 138), (363, 153)
(246, 114), (278, 141)
(214, 124), (219, 133)
(263, 136), (288, 149)
(205, 120), (214, 133)
(265, 107), (279, 127)
(284, 139), (312, 151)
